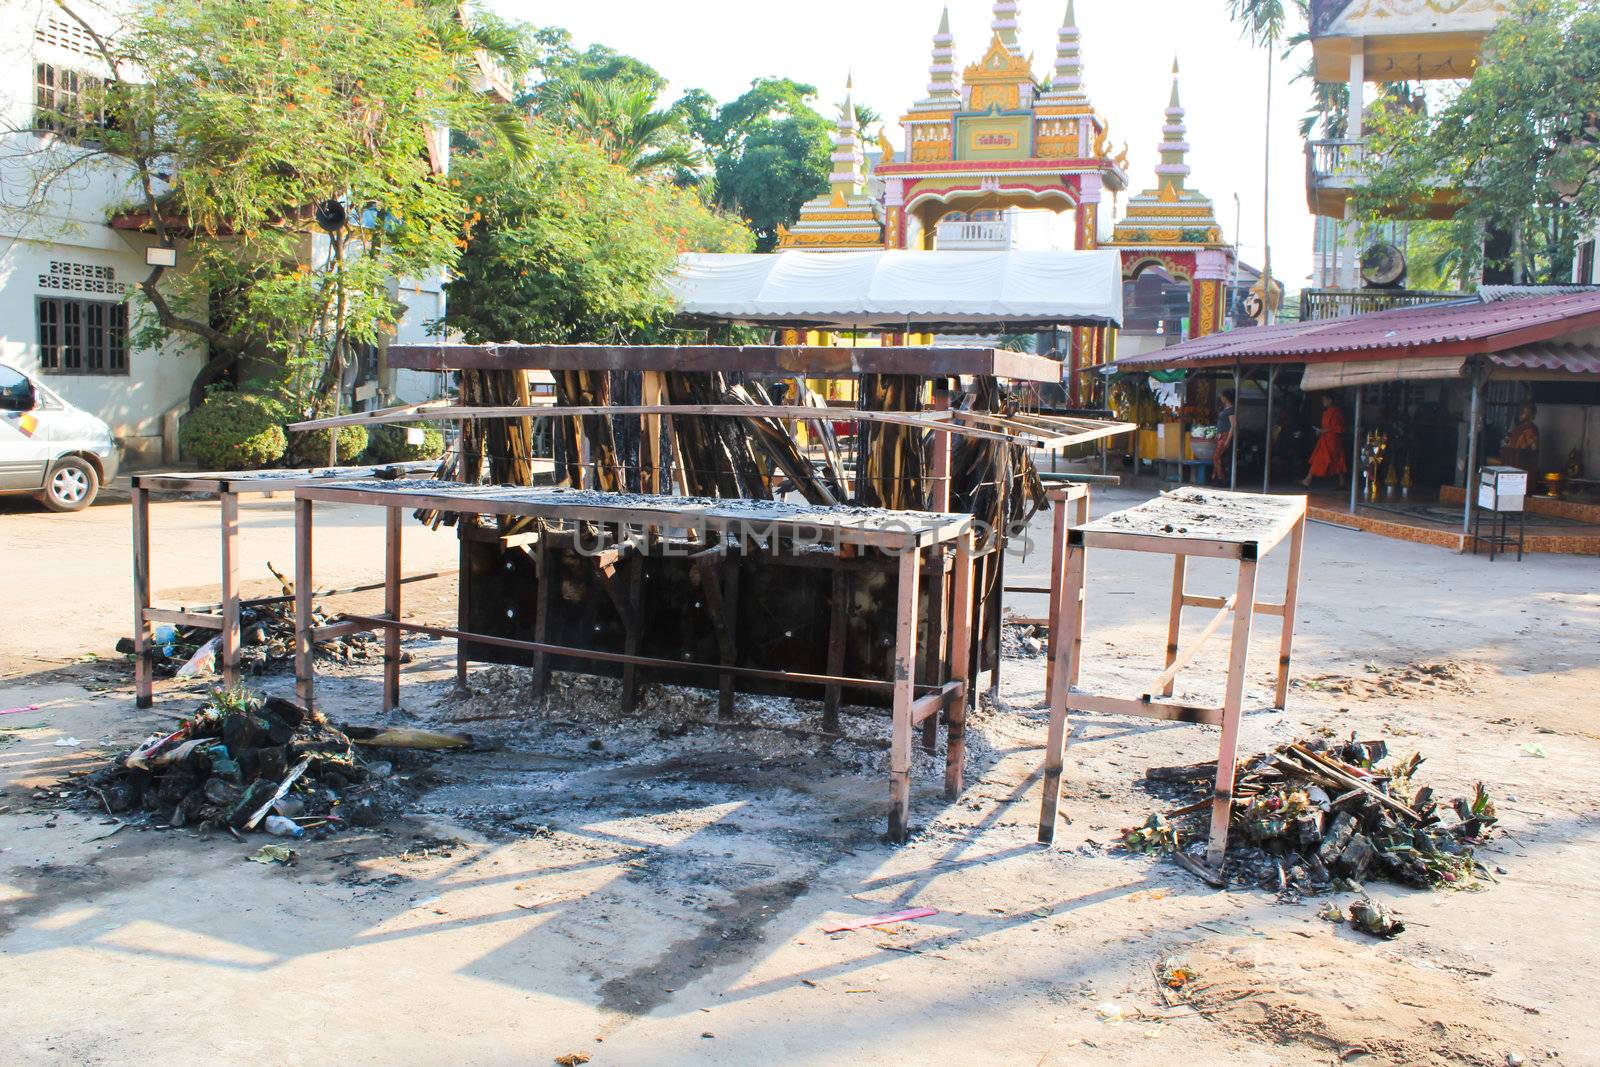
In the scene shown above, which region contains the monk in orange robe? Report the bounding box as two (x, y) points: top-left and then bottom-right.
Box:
(1302, 394), (1348, 487)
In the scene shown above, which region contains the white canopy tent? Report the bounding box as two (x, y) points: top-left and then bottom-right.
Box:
(669, 249), (1124, 332)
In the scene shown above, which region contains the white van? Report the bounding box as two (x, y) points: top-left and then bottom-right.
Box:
(0, 362), (121, 511)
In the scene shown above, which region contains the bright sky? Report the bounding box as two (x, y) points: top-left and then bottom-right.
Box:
(487, 0), (1318, 286)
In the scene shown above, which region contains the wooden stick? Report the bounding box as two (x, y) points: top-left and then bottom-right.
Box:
(455, 537), (470, 690)
(293, 497), (315, 712)
(132, 485), (153, 709)
(1146, 594), (1237, 700)
(1038, 539), (1086, 844)
(1161, 554), (1188, 698)
(945, 531), (975, 799)
(383, 506), (402, 713)
(889, 547), (922, 843)
(219, 490), (241, 689)
(1274, 513), (1306, 709)
(1284, 745), (1422, 822)
(1205, 558), (1258, 868)
(142, 608), (225, 629)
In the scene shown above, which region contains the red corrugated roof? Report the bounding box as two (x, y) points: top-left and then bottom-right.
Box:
(1114, 290), (1600, 369)
(1489, 343), (1600, 375)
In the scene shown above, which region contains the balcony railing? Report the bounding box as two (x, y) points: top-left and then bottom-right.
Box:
(1300, 287), (1470, 321)
(1307, 139), (1369, 186)
(935, 220), (1017, 251)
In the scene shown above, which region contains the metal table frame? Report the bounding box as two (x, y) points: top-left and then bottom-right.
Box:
(291, 480), (977, 842)
(1036, 487), (1309, 867)
(129, 464), (434, 707)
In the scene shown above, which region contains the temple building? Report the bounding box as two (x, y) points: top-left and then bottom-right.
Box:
(775, 76), (886, 252)
(777, 2), (1240, 402)
(1106, 60), (1236, 356)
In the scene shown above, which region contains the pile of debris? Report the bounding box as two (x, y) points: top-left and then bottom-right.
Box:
(115, 565), (391, 679)
(79, 689), (464, 838)
(1129, 735), (1497, 894)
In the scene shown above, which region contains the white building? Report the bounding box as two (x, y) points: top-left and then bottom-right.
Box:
(0, 0), (206, 465)
(0, 1), (466, 467)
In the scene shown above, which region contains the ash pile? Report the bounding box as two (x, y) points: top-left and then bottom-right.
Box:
(1130, 735), (1498, 894)
(78, 689), (463, 838)
(114, 566), (395, 679)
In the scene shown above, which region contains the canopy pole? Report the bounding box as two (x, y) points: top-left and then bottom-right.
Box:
(1463, 361), (1484, 535)
(1348, 386), (1362, 514)
(1229, 363), (1241, 490)
(1262, 364), (1277, 494)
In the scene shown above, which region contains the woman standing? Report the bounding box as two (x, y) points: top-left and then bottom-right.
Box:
(1302, 393), (1348, 488)
(1211, 389), (1236, 484)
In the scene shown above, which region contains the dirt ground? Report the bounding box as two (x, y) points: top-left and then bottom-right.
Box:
(1, 485), (1597, 1066)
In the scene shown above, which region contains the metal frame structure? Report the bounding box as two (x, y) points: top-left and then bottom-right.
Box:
(1036, 487), (1308, 868)
(290, 479), (978, 842)
(129, 464), (435, 708)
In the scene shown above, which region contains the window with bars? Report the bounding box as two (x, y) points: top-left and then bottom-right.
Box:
(37, 297), (128, 375)
(34, 62), (114, 140)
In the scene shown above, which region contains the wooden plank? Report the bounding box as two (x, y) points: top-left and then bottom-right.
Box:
(311, 618), (376, 643)
(296, 482), (972, 552)
(133, 462), (436, 494)
(1076, 529), (1246, 559)
(944, 531), (975, 799)
(889, 547), (922, 843)
(335, 612), (911, 693)
(1066, 691), (1225, 726)
(383, 506), (402, 713)
(294, 497), (315, 712)
(911, 680), (964, 725)
(641, 370), (664, 495)
(1274, 514), (1307, 710)
(219, 491), (241, 689)
(384, 343), (1063, 382)
(1206, 558), (1259, 868)
(291, 404), (1022, 445)
(1147, 593), (1236, 700)
(132, 485), (153, 709)
(143, 608), (225, 629)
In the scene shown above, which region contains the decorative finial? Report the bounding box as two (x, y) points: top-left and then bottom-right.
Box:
(926, 6), (959, 99)
(991, 0), (1023, 56)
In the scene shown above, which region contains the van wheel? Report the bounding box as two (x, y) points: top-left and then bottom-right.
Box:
(40, 457), (98, 512)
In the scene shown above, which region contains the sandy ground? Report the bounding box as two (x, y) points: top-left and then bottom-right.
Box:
(1, 484), (1597, 1066)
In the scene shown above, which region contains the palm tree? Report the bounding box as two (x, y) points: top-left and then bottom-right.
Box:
(1225, 0), (1303, 323)
(566, 81), (700, 180)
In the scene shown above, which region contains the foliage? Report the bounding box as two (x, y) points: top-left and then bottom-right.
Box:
(22, 0), (533, 409)
(287, 425), (370, 468)
(521, 26), (666, 119)
(364, 422), (447, 464)
(681, 79), (833, 251)
(442, 128), (753, 344)
(1358, 0), (1600, 284)
(179, 391), (287, 470)
(565, 81), (700, 180)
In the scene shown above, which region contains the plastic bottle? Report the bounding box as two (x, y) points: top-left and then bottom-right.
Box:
(262, 815), (305, 839)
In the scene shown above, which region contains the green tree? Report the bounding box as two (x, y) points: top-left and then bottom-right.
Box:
(522, 27), (666, 119)
(683, 78), (833, 251)
(1358, 0), (1600, 284)
(442, 129), (752, 345)
(16, 0), (531, 409)
(565, 81), (700, 180)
